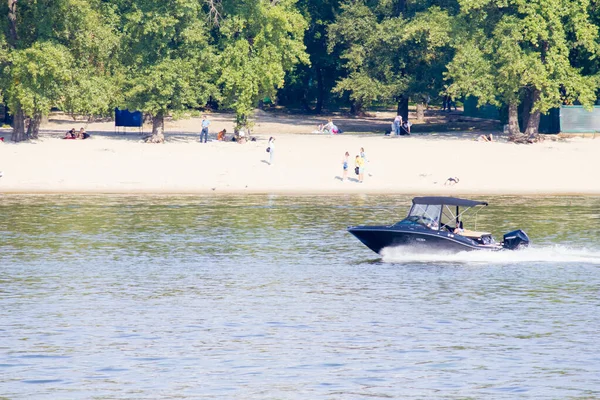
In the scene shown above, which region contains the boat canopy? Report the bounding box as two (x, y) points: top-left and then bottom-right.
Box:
(412, 197), (488, 207)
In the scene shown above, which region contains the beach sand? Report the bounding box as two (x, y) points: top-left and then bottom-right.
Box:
(1, 112), (598, 195)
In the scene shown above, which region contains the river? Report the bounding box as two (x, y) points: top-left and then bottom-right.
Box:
(1, 195), (599, 399)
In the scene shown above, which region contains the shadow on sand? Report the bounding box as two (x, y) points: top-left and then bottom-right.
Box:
(334, 176), (360, 183)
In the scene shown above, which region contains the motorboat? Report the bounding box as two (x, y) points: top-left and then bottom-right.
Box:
(348, 196), (529, 254)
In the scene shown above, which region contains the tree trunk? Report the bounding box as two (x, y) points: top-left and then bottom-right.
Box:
(524, 89), (541, 137)
(146, 111), (165, 143)
(520, 88), (533, 131)
(416, 102), (425, 121)
(7, 0), (27, 142)
(26, 112), (42, 140)
(507, 101), (523, 140)
(11, 104), (26, 142)
(7, 0), (19, 44)
(350, 100), (363, 115)
(236, 113), (248, 130)
(315, 67), (324, 114)
(397, 95), (409, 122)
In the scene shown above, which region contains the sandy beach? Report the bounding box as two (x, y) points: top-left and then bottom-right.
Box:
(1, 111), (599, 195)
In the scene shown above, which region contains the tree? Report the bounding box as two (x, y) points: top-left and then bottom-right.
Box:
(446, 0), (600, 139)
(216, 0), (309, 128)
(3, 0), (26, 141)
(277, 0), (342, 113)
(115, 0), (218, 143)
(5, 42), (72, 139)
(0, 0), (120, 141)
(328, 0), (455, 118)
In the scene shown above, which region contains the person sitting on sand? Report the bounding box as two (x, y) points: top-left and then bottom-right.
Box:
(319, 119), (340, 134)
(237, 128), (247, 144)
(401, 120), (411, 135)
(77, 127), (90, 140)
(64, 128), (76, 139)
(478, 134), (493, 142)
(319, 119), (334, 134)
(217, 129), (226, 141)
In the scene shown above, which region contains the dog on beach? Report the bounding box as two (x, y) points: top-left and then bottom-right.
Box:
(444, 177), (460, 186)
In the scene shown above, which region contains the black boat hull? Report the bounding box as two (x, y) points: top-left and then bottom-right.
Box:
(347, 225), (500, 254)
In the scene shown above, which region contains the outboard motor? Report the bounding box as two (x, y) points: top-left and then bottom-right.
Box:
(502, 230), (530, 250)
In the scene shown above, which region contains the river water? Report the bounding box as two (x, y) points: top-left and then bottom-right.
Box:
(1, 195), (599, 399)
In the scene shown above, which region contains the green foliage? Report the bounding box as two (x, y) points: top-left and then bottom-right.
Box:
(0, 0), (121, 122)
(328, 1), (455, 111)
(0, 0), (599, 138)
(217, 0), (309, 126)
(447, 0), (600, 113)
(4, 42), (72, 116)
(276, 0), (342, 112)
(115, 0), (219, 120)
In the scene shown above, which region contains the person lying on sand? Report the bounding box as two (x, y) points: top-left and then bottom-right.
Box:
(478, 134), (493, 142)
(64, 128), (76, 139)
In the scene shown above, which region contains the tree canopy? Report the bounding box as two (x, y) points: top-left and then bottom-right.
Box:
(1, 0), (600, 142)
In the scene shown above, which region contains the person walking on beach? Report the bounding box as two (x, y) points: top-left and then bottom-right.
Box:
(355, 155), (365, 183)
(200, 115), (210, 143)
(359, 147), (368, 178)
(342, 151), (350, 182)
(267, 136), (275, 165)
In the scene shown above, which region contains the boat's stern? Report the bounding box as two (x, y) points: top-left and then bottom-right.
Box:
(502, 229), (530, 250)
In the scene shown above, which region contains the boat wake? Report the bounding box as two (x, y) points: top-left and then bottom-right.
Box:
(380, 245), (600, 264)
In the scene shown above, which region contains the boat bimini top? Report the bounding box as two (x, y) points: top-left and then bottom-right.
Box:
(401, 196), (489, 232)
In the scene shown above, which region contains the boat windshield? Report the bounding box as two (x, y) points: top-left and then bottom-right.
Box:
(400, 204), (442, 229)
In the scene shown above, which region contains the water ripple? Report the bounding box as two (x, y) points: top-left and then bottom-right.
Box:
(1, 195), (599, 399)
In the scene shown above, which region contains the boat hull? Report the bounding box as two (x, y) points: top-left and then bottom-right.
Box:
(348, 225), (500, 254)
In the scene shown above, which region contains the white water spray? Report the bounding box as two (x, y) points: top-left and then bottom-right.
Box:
(380, 245), (600, 264)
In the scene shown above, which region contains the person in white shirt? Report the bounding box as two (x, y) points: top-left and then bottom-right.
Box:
(267, 137), (275, 165)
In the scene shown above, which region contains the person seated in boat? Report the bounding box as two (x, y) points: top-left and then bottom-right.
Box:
(454, 220), (464, 234)
(426, 217), (439, 230)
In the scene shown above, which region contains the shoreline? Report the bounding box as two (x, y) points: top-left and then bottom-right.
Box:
(2, 114), (599, 197)
(2, 188), (600, 196)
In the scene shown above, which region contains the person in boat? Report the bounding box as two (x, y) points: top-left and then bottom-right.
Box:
(454, 220), (464, 234)
(427, 217), (439, 230)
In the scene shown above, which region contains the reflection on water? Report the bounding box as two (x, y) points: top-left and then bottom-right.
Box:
(1, 195), (599, 399)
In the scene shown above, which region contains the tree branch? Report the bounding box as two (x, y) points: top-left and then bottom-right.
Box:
(205, 0), (221, 26)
